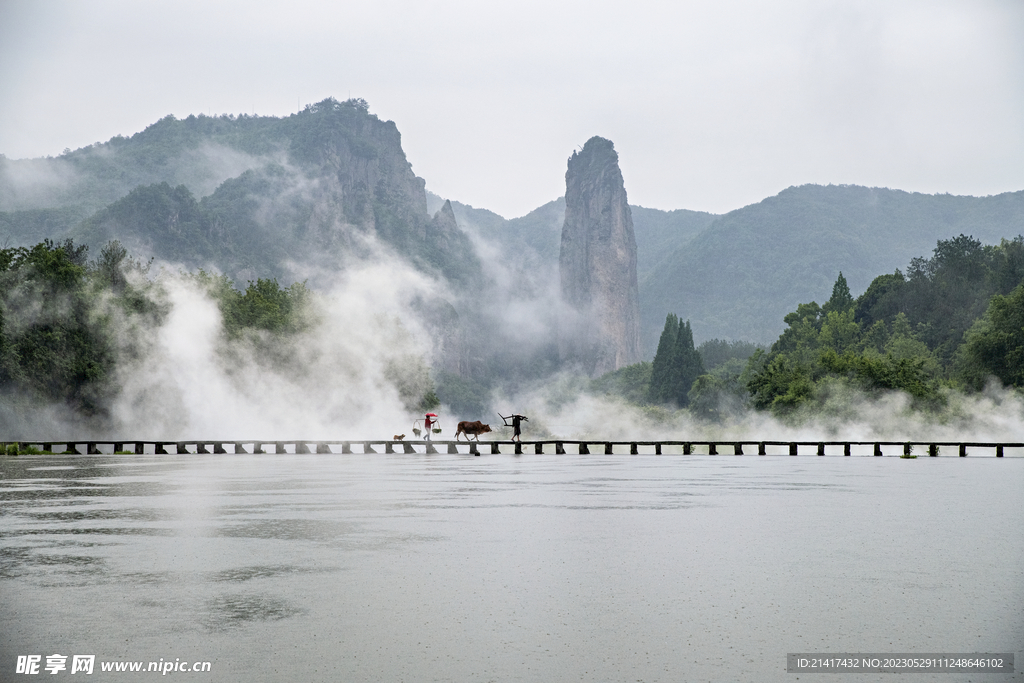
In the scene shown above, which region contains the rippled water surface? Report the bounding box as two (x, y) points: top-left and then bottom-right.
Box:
(1, 452), (1022, 682)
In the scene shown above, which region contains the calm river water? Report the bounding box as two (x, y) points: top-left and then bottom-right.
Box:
(1, 451), (1021, 682)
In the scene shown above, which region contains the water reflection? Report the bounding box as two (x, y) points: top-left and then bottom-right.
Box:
(203, 594), (303, 631)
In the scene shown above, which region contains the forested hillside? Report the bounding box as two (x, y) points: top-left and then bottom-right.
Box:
(591, 234), (1024, 422)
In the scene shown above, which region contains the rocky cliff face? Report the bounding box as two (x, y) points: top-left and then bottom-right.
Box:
(558, 137), (641, 376)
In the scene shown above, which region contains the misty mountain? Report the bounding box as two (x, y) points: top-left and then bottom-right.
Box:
(2, 98), (479, 289)
(5, 103), (1024, 371)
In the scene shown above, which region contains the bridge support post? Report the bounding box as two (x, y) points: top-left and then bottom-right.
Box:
(904, 442), (913, 457)
(929, 444), (938, 457)
(295, 442), (311, 454)
(316, 442), (332, 454)
(490, 443), (500, 454)
(654, 443), (662, 455)
(708, 443), (717, 455)
(88, 442), (100, 454)
(234, 443), (247, 454)
(197, 443), (210, 454)
(789, 443), (798, 456)
(535, 442), (544, 454)
(817, 442), (825, 456)
(364, 443), (378, 454)
(555, 442), (565, 454)
(385, 442), (395, 453)
(403, 443), (415, 454)
(734, 443), (743, 455)
(448, 442), (458, 454)
(630, 443), (638, 454)
(959, 444), (967, 457)
(579, 443), (589, 454)
(113, 442), (123, 453)
(683, 443), (691, 455)
(253, 442), (265, 454)
(470, 443), (479, 456)
(213, 443), (226, 454)
(844, 443), (851, 456)
(154, 443), (168, 454)
(426, 443), (438, 454)
(874, 443), (883, 457)
(605, 443), (613, 454)
(339, 442), (351, 454)
(758, 442), (766, 455)
(514, 442), (522, 455)
(996, 445), (1004, 458)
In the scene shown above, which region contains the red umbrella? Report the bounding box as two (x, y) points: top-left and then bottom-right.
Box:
(425, 413), (437, 417)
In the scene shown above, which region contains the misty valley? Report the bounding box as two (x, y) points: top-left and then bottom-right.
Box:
(0, 97), (1022, 443)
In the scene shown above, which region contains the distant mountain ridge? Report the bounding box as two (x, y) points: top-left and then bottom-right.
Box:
(439, 184), (1024, 354)
(642, 184), (1024, 348)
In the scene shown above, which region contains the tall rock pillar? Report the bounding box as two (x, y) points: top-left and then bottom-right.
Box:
(558, 136), (641, 376)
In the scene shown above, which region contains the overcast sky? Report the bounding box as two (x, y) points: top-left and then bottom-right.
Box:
(1, 0), (1022, 218)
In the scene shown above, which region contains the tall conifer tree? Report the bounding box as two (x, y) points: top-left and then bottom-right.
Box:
(649, 314), (705, 407)
(649, 313), (679, 403)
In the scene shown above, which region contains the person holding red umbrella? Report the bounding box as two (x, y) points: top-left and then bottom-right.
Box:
(424, 413), (438, 440)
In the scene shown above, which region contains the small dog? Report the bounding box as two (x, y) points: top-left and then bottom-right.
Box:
(393, 434), (405, 441)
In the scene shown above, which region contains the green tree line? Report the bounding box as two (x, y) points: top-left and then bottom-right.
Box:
(594, 234), (1024, 420)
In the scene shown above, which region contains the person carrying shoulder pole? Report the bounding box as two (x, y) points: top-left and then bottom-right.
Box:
(500, 413), (528, 442)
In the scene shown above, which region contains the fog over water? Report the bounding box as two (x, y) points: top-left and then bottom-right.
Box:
(1, 451), (1021, 682)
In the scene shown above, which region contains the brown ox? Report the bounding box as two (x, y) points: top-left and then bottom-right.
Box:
(455, 421), (492, 441)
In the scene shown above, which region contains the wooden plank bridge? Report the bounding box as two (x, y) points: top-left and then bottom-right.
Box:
(3, 439), (1022, 457)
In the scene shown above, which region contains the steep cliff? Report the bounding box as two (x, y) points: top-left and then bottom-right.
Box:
(558, 137), (641, 376)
